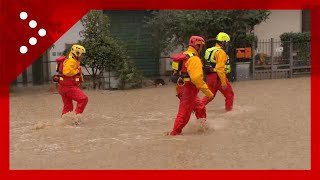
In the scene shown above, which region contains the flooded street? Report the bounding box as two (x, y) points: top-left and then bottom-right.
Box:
(10, 77), (310, 169)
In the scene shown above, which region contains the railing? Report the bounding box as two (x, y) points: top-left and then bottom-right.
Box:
(251, 39), (310, 80)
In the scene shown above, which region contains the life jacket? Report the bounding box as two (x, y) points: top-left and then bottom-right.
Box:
(170, 52), (195, 85)
(204, 47), (231, 74)
(52, 56), (83, 86)
(52, 56), (67, 83)
(56, 56), (66, 74)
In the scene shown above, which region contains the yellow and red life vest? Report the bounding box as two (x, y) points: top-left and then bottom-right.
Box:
(52, 56), (83, 87)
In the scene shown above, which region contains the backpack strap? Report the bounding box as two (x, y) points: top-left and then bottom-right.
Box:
(56, 63), (61, 73)
(205, 47), (222, 62)
(207, 50), (214, 63)
(55, 56), (67, 74)
(186, 53), (195, 59)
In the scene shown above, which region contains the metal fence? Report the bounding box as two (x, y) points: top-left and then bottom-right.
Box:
(252, 39), (310, 80)
(12, 39), (310, 88)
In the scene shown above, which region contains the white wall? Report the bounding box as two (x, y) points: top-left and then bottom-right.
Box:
(253, 10), (302, 56)
(254, 10), (302, 41)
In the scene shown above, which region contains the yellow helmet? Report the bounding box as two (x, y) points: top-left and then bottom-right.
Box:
(70, 44), (86, 58)
(216, 32), (230, 42)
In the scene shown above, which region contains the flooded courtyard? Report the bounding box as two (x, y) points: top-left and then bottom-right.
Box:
(10, 77), (310, 169)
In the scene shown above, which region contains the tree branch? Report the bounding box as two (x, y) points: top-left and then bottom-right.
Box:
(84, 66), (92, 77)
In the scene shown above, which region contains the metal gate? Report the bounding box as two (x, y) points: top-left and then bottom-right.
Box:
(252, 39), (310, 80)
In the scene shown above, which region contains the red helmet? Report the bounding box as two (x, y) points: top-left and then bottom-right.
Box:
(189, 36), (205, 50)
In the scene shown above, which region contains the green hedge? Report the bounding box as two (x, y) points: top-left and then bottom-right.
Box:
(280, 32), (310, 42)
(280, 32), (310, 62)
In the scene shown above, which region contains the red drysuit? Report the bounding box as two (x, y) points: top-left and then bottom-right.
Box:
(58, 55), (88, 115)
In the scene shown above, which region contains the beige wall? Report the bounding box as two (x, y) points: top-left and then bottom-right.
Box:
(254, 10), (302, 41)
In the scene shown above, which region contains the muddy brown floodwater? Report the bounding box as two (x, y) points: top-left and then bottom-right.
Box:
(10, 77), (310, 169)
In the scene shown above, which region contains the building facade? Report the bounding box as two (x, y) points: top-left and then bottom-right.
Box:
(15, 10), (310, 86)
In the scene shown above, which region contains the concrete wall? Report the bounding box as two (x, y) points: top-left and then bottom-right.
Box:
(253, 10), (302, 57)
(254, 10), (302, 41)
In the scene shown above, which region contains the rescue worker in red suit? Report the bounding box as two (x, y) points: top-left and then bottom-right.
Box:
(58, 44), (88, 116)
(168, 36), (214, 136)
(202, 32), (234, 111)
